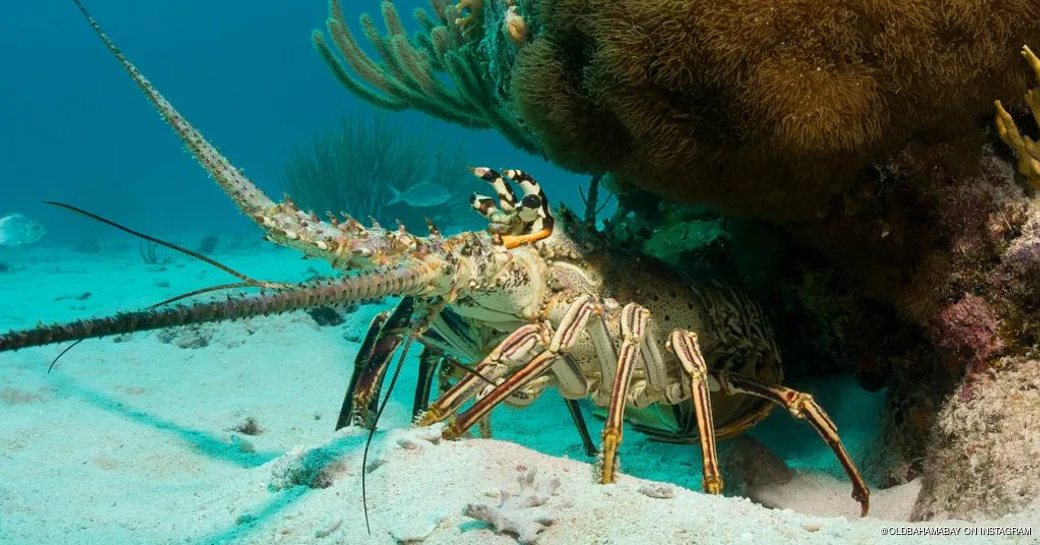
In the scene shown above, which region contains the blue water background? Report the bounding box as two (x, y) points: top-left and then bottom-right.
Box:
(0, 1), (586, 245)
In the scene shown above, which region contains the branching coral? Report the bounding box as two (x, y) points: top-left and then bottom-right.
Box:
(281, 113), (474, 232)
(996, 46), (1040, 188)
(312, 0), (539, 154)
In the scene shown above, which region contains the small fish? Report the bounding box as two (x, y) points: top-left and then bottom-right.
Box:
(0, 213), (47, 247)
(387, 181), (452, 208)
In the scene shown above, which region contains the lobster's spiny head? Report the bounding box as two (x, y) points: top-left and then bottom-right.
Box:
(327, 222), (424, 271)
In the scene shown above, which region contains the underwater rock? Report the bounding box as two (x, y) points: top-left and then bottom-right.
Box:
(227, 415), (263, 436)
(305, 305), (347, 327)
(636, 483), (675, 499)
(717, 436), (794, 495)
(912, 357), (1040, 521)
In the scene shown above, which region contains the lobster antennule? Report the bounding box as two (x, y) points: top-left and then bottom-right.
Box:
(0, 265), (440, 354)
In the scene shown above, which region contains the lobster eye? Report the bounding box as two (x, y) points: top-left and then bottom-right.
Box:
(521, 194), (542, 209)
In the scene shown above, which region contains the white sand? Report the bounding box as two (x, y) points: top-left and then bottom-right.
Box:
(1, 242), (1037, 544)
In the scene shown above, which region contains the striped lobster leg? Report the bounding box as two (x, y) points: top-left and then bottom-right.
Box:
(335, 298), (415, 430)
(422, 295), (601, 438)
(713, 371), (871, 516)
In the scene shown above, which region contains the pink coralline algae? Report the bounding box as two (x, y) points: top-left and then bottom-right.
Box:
(930, 294), (1005, 369)
(1003, 221), (1040, 277)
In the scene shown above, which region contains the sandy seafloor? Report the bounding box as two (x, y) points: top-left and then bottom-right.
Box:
(0, 237), (1037, 545)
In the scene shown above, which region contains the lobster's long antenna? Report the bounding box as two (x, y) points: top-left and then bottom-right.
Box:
(69, 0), (278, 219)
(47, 281), (270, 372)
(41, 201), (294, 371)
(70, 0), (363, 268)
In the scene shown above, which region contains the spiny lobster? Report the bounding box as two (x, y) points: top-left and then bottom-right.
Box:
(0, 1), (870, 516)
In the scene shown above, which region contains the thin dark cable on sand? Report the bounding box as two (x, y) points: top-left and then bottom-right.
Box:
(361, 337), (414, 535)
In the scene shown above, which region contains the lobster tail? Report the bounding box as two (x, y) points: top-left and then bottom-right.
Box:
(0, 265), (439, 353)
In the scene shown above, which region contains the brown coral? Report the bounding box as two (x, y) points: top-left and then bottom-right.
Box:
(513, 0), (1040, 222)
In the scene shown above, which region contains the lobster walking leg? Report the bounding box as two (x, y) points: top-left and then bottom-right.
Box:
(598, 304), (648, 484)
(598, 305), (724, 495)
(417, 324), (543, 425)
(668, 330), (723, 494)
(714, 371), (871, 516)
(335, 298), (416, 430)
(560, 353), (598, 457)
(336, 309), (390, 430)
(429, 295), (601, 438)
(413, 347), (443, 418)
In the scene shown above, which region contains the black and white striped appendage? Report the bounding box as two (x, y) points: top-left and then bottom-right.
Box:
(503, 169), (555, 236)
(467, 167), (556, 244)
(470, 192), (502, 222)
(472, 167), (518, 213)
